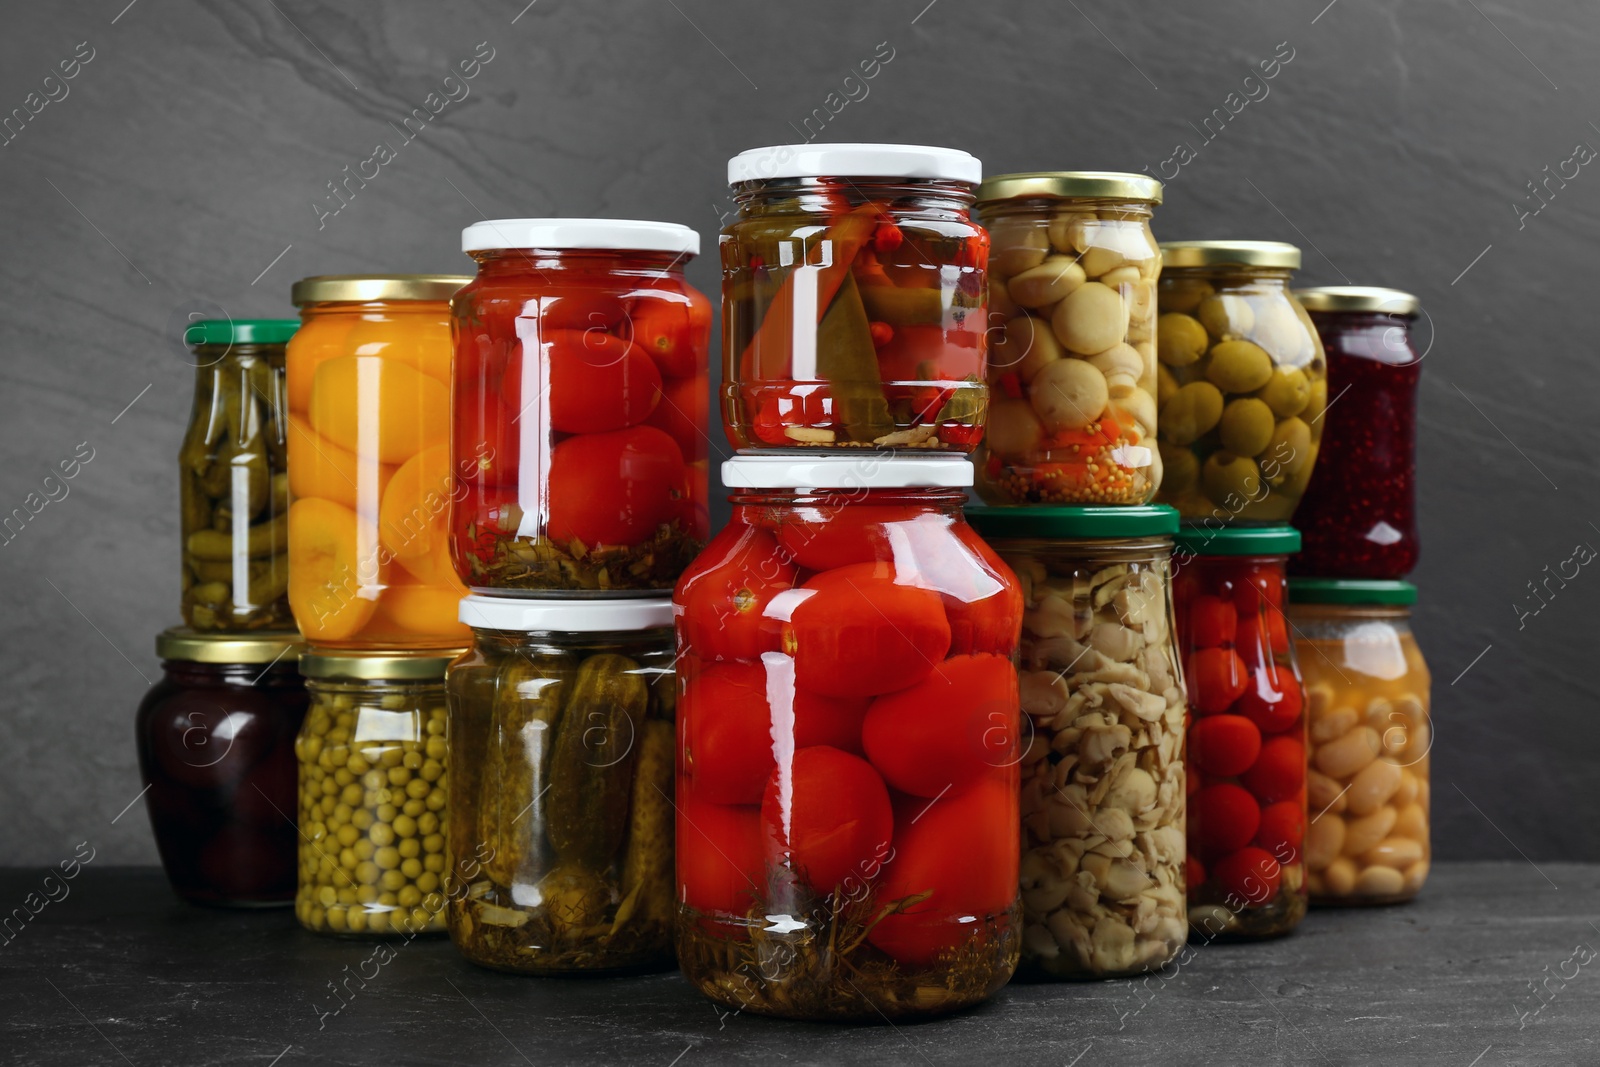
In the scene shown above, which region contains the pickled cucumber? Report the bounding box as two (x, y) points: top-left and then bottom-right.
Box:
(617, 719), (674, 929)
(482, 653), (575, 887)
(546, 654), (650, 869)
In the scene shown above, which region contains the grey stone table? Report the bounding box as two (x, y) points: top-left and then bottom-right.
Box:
(1, 865), (1595, 1067)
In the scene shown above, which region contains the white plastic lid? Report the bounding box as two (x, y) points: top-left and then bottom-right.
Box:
(727, 143), (982, 186)
(722, 454), (974, 490)
(458, 595), (675, 632)
(461, 218), (700, 256)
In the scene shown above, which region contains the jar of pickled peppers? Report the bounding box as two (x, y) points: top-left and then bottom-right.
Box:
(446, 596), (676, 974)
(974, 172), (1164, 505)
(450, 220), (710, 596)
(674, 455), (1021, 1020)
(1172, 525), (1307, 939)
(286, 275), (473, 649)
(721, 144), (989, 452)
(180, 319), (297, 631)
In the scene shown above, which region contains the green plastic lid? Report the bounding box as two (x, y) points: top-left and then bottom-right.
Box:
(966, 504), (1179, 540)
(184, 319), (299, 346)
(1289, 578), (1417, 605)
(1172, 523), (1301, 556)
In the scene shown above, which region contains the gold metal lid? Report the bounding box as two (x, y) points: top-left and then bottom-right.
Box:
(1159, 241), (1301, 269)
(1294, 286), (1419, 316)
(977, 171), (1163, 205)
(290, 274), (471, 306)
(156, 627), (303, 665)
(299, 648), (466, 681)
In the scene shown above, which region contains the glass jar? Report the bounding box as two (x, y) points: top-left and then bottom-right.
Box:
(1154, 243), (1326, 524)
(673, 455), (1021, 1021)
(286, 275), (473, 649)
(450, 220), (710, 596)
(1290, 288), (1424, 578)
(135, 629), (305, 906)
(445, 596), (676, 974)
(974, 172), (1164, 505)
(967, 505), (1186, 980)
(294, 649), (462, 936)
(1172, 525), (1307, 939)
(1288, 580), (1430, 904)
(721, 144), (988, 453)
(180, 319), (297, 631)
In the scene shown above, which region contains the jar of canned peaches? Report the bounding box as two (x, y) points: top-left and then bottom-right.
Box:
(1154, 243), (1325, 523)
(1289, 579), (1430, 904)
(975, 172), (1164, 505)
(287, 275), (473, 648)
(721, 144), (989, 452)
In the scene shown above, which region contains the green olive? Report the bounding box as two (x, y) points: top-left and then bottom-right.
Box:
(1156, 364), (1179, 407)
(1204, 340), (1274, 394)
(1201, 451), (1263, 505)
(1157, 313), (1208, 367)
(1158, 381), (1224, 446)
(1264, 417), (1313, 478)
(1159, 276), (1214, 314)
(1301, 377), (1329, 424)
(1159, 442), (1199, 494)
(1198, 294), (1255, 341)
(1255, 366), (1310, 417)
(1219, 397), (1276, 457)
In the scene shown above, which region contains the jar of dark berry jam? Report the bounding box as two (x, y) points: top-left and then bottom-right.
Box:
(1289, 288), (1423, 579)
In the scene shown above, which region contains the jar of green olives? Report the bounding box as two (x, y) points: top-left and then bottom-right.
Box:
(445, 596), (676, 974)
(294, 649), (462, 937)
(1153, 243), (1325, 523)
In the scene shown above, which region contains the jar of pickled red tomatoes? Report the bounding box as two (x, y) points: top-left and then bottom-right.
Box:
(295, 649), (461, 937)
(180, 319), (296, 631)
(975, 172), (1164, 505)
(674, 455), (1021, 1020)
(287, 275), (473, 648)
(1172, 525), (1306, 939)
(135, 628), (305, 906)
(1288, 579), (1430, 904)
(722, 144), (988, 453)
(1154, 243), (1325, 524)
(966, 505), (1186, 980)
(1290, 288), (1423, 578)
(451, 220), (711, 596)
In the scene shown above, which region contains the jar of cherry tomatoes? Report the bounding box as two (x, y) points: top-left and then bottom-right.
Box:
(974, 171), (1164, 505)
(722, 144), (988, 452)
(966, 505), (1187, 980)
(1172, 525), (1306, 939)
(287, 275), (473, 649)
(451, 220), (710, 596)
(674, 455), (1022, 1020)
(1289, 579), (1431, 904)
(1289, 288), (1424, 578)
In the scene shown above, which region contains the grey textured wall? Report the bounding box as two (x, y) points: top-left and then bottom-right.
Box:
(2, 0), (1595, 868)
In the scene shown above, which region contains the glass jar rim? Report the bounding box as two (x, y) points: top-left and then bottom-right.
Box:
(1160, 241), (1301, 269)
(459, 595), (673, 633)
(728, 143), (980, 185)
(968, 504), (1178, 540)
(460, 219), (699, 256)
(291, 275), (470, 305)
(1295, 286), (1419, 316)
(722, 455), (973, 490)
(183, 319), (299, 347)
(299, 649), (464, 681)
(977, 171), (1162, 205)
(156, 627), (302, 665)
(1289, 578), (1417, 605)
(1173, 523), (1301, 556)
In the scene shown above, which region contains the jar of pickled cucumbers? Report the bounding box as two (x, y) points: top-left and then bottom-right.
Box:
(445, 596), (676, 974)
(286, 275), (473, 649)
(180, 319), (297, 631)
(135, 629), (305, 906)
(974, 172), (1164, 505)
(1288, 579), (1430, 904)
(1172, 525), (1306, 939)
(294, 649), (462, 936)
(1154, 243), (1325, 524)
(966, 505), (1186, 980)
(450, 220), (710, 596)
(1290, 288), (1424, 579)
(674, 454), (1021, 1020)
(722, 144), (988, 452)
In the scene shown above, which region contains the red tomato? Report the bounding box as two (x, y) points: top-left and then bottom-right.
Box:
(1187, 855), (1207, 890)
(677, 795), (764, 915)
(771, 503), (904, 570)
(1185, 647), (1250, 715)
(1255, 800), (1305, 865)
(1188, 714), (1262, 778)
(643, 372), (708, 462)
(539, 291), (627, 334)
(624, 290), (709, 379)
(533, 329), (661, 433)
(868, 776), (1018, 967)
(945, 524), (1023, 656)
(873, 322), (985, 383)
(861, 654), (1019, 798)
(675, 526), (794, 662)
(1234, 663), (1303, 734)
(1232, 564), (1285, 614)
(1187, 595), (1237, 649)
(1212, 846), (1282, 906)
(785, 563), (951, 698)
(761, 746), (893, 893)
(1191, 783), (1261, 859)
(1241, 736), (1305, 804)
(547, 426), (684, 546)
(454, 386), (518, 491)
(750, 386), (833, 445)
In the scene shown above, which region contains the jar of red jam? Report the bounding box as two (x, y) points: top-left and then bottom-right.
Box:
(673, 455), (1022, 1020)
(722, 144), (988, 452)
(134, 628), (306, 906)
(1289, 288), (1423, 578)
(1172, 525), (1307, 939)
(451, 219), (711, 595)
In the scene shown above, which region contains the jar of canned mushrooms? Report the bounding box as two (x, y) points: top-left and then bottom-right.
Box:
(180, 319), (297, 631)
(294, 649), (461, 936)
(1289, 579), (1431, 904)
(975, 172), (1164, 506)
(1154, 242), (1325, 524)
(446, 596), (676, 974)
(967, 505), (1186, 980)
